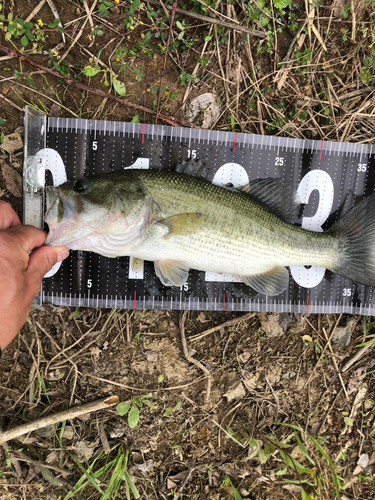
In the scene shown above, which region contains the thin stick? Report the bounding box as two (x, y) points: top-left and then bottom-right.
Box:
(0, 396), (119, 446)
(146, 0), (265, 38)
(25, 0), (47, 22)
(190, 312), (256, 341)
(83, 372), (210, 392)
(322, 326), (349, 400)
(179, 311), (212, 403)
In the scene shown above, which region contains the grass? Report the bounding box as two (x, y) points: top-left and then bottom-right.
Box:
(225, 422), (345, 499)
(63, 446), (140, 500)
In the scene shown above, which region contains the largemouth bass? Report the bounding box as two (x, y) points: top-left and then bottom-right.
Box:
(45, 162), (375, 295)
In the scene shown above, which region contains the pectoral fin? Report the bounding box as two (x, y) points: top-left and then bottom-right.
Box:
(160, 213), (204, 237)
(154, 259), (190, 286)
(239, 266), (289, 295)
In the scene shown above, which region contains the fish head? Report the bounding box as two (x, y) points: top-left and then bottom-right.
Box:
(45, 172), (151, 254)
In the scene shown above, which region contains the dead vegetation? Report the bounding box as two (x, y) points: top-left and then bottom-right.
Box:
(1, 0), (375, 499)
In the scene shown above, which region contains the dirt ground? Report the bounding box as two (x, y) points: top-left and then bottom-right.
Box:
(1, 0), (375, 499)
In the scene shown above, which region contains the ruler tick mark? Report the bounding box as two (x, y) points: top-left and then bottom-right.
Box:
(319, 140), (324, 160)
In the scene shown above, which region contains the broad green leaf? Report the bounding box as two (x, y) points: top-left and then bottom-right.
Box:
(21, 35), (28, 46)
(82, 65), (102, 77)
(128, 404), (140, 428)
(131, 115), (140, 123)
(116, 400), (132, 416)
(113, 76), (126, 96)
(273, 0), (291, 8)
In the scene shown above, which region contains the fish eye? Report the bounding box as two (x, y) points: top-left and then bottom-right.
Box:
(73, 179), (88, 193)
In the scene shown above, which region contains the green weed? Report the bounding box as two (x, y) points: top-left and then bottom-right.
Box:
(116, 394), (156, 429)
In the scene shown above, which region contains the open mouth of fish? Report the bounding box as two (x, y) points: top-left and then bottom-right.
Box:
(45, 186), (93, 248)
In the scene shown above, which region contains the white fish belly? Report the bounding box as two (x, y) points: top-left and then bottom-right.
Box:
(131, 225), (339, 276)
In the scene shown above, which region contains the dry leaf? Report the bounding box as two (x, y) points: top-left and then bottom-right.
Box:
(238, 350), (251, 363)
(1, 132), (23, 153)
(353, 453), (369, 475)
(243, 372), (260, 390)
(218, 462), (248, 477)
(224, 381), (246, 401)
(266, 365), (282, 386)
(1, 160), (22, 197)
(73, 440), (96, 462)
(185, 93), (220, 129)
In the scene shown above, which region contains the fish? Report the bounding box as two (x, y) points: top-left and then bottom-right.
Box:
(45, 160), (375, 295)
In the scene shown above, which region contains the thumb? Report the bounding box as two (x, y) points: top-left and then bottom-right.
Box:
(27, 245), (69, 285)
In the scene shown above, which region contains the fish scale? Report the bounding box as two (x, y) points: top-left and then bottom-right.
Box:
(23, 106), (375, 314)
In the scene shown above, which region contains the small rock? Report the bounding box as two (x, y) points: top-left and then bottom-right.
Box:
(144, 350), (158, 362)
(332, 317), (355, 347)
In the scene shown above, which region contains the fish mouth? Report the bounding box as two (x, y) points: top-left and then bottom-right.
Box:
(45, 186), (92, 247)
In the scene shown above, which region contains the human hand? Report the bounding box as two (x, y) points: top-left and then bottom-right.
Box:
(0, 201), (69, 353)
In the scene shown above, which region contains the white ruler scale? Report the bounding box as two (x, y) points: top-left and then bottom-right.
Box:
(23, 107), (375, 314)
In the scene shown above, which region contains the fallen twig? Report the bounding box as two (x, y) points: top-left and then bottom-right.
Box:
(0, 396), (119, 446)
(190, 312), (256, 341)
(179, 311), (212, 403)
(322, 326), (349, 400)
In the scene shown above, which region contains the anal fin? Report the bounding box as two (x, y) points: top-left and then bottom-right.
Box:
(154, 259), (190, 287)
(238, 266), (289, 296)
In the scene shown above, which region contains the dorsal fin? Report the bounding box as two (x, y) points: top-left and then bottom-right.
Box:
(175, 158), (208, 179)
(239, 178), (300, 222)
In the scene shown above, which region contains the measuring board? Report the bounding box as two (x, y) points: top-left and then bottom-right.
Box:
(23, 106), (375, 314)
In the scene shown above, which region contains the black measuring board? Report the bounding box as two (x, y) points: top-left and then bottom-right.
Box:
(23, 108), (375, 314)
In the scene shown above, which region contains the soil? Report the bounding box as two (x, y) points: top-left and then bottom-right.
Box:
(0, 1), (375, 499)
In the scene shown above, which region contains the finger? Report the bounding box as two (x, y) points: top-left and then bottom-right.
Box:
(7, 225), (47, 252)
(0, 201), (21, 229)
(27, 245), (69, 288)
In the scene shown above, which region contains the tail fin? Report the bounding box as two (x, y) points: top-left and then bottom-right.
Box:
(329, 194), (375, 286)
